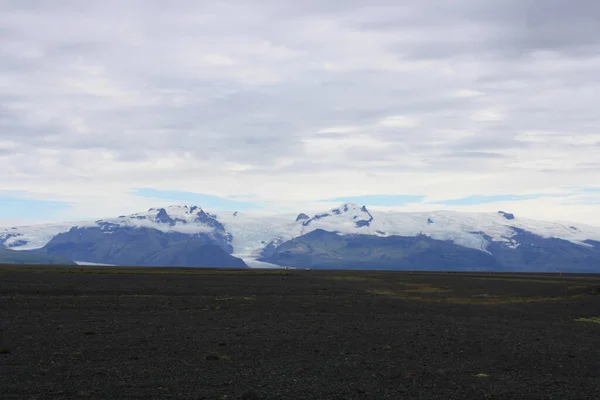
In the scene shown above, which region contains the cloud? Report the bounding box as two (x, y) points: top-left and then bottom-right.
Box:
(432, 194), (540, 206)
(440, 152), (508, 159)
(378, 115), (419, 128)
(131, 189), (261, 211)
(324, 195), (425, 206)
(1, 0), (600, 225)
(316, 126), (360, 134)
(470, 109), (505, 122)
(452, 89), (482, 98)
(516, 130), (600, 145)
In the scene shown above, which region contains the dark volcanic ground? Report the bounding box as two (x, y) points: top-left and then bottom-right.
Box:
(1, 266), (599, 400)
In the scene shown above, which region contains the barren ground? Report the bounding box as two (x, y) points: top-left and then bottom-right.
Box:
(1, 265), (599, 399)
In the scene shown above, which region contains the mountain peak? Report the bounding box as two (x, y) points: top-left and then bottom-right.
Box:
(299, 203), (373, 228)
(155, 208), (170, 223)
(332, 203), (364, 213)
(105, 205), (227, 232)
(498, 211), (515, 220)
(296, 213), (310, 222)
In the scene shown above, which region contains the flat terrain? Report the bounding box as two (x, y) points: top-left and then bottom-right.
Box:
(1, 266), (599, 400)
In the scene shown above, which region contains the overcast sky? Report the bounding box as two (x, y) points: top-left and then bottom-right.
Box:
(1, 0), (600, 225)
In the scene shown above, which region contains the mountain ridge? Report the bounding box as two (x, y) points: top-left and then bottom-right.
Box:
(2, 203), (600, 271)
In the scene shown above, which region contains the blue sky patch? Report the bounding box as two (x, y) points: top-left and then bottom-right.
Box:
(324, 194), (425, 206)
(433, 194), (540, 206)
(0, 193), (72, 220)
(578, 187), (600, 193)
(131, 188), (261, 210)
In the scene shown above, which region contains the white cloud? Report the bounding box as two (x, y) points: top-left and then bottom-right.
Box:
(469, 109), (504, 122)
(516, 130), (600, 145)
(316, 126), (360, 134)
(303, 134), (391, 159)
(378, 115), (419, 128)
(225, 162), (254, 172)
(452, 89), (482, 98)
(1, 0), (600, 225)
(201, 54), (238, 66)
(0, 140), (18, 150)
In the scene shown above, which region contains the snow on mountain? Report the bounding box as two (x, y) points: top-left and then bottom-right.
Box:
(217, 203), (379, 259)
(1, 205), (227, 251)
(218, 203), (600, 257)
(0, 222), (78, 250)
(373, 209), (600, 253)
(3, 203), (600, 260)
(99, 205), (221, 234)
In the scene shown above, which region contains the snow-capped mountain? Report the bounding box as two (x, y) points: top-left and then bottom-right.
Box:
(218, 202), (600, 256)
(2, 203), (600, 271)
(0, 222), (78, 250)
(101, 205), (234, 251)
(0, 205), (243, 268)
(1, 205), (230, 248)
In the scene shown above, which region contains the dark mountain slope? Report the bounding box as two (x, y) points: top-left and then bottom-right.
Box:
(37, 226), (247, 268)
(260, 228), (600, 272)
(259, 229), (501, 271)
(0, 248), (75, 265)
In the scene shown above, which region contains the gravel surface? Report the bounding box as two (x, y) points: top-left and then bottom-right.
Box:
(1, 266), (599, 399)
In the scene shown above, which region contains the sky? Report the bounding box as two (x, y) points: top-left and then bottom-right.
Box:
(1, 0), (600, 225)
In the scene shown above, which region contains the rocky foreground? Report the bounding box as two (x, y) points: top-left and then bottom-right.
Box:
(1, 266), (599, 399)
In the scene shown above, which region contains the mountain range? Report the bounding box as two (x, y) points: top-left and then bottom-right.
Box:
(2, 203), (600, 272)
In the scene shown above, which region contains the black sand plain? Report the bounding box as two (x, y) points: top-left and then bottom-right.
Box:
(1, 265), (599, 400)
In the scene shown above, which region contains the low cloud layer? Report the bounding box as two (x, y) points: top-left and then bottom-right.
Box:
(1, 0), (600, 224)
